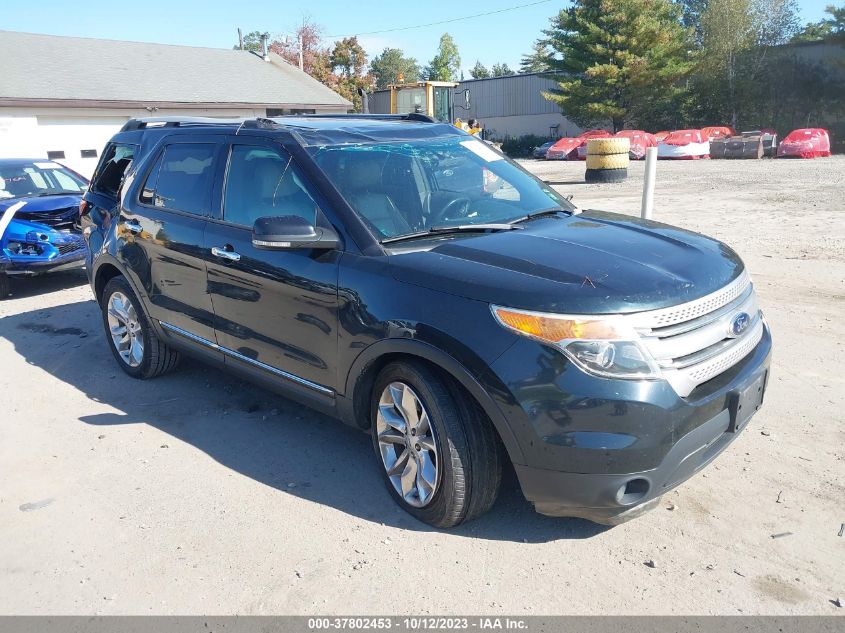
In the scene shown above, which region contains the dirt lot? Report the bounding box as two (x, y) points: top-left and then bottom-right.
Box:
(1, 157), (843, 615)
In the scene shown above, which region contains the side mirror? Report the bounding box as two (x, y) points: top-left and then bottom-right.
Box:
(252, 215), (340, 250)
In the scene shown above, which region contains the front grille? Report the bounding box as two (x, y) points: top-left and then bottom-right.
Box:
(17, 208), (77, 231)
(627, 271), (763, 397)
(53, 234), (86, 256)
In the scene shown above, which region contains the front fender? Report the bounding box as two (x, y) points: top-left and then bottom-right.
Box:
(342, 337), (526, 465)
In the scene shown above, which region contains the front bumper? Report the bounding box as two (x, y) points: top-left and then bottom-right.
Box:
(2, 250), (86, 275)
(491, 323), (772, 524)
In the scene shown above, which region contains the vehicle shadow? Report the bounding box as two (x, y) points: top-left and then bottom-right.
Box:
(3, 268), (89, 300)
(0, 299), (609, 542)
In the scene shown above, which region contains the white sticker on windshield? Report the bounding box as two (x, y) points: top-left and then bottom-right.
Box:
(34, 161), (61, 169)
(460, 140), (503, 162)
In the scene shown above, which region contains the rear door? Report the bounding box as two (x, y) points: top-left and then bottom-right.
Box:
(204, 137), (340, 395)
(117, 135), (225, 344)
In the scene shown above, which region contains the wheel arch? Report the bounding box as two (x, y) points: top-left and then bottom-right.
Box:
(342, 339), (525, 465)
(93, 260), (123, 302)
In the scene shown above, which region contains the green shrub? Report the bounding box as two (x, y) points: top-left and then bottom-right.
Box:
(499, 134), (554, 158)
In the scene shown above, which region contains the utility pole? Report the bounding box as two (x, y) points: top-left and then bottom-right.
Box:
(298, 35), (303, 71)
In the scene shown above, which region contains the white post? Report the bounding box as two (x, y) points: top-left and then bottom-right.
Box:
(641, 146), (657, 220)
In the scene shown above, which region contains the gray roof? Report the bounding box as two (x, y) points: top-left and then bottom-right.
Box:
(0, 30), (351, 108)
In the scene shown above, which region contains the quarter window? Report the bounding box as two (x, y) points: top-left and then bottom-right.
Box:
(92, 142), (136, 198)
(141, 143), (216, 216)
(223, 145), (319, 227)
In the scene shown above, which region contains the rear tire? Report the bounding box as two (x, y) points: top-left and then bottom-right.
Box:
(0, 273), (9, 299)
(100, 276), (179, 379)
(370, 361), (503, 528)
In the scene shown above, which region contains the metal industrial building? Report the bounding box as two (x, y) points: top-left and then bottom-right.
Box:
(369, 73), (582, 140)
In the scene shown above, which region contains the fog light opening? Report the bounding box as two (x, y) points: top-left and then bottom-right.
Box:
(616, 478), (650, 506)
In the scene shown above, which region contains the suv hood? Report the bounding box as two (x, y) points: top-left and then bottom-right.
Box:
(388, 211), (745, 314)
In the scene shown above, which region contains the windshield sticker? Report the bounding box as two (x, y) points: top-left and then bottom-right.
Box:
(34, 161), (61, 169)
(460, 140), (503, 163)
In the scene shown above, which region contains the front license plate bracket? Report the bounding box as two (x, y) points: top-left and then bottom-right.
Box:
(728, 370), (767, 433)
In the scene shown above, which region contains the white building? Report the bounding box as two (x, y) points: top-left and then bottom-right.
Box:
(0, 31), (351, 177)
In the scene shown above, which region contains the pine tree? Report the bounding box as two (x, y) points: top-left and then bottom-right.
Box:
(370, 48), (421, 89)
(542, 0), (692, 131)
(520, 41), (552, 73)
(491, 63), (515, 76)
(470, 60), (491, 79)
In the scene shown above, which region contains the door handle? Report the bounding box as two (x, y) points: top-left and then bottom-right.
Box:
(122, 220), (142, 234)
(211, 246), (241, 262)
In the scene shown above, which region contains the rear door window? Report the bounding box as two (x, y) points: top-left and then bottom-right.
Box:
(140, 143), (216, 216)
(92, 143), (136, 198)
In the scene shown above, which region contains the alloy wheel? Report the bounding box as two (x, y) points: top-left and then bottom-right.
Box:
(106, 291), (144, 368)
(376, 381), (439, 507)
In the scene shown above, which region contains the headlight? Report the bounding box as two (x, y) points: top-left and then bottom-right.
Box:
(491, 305), (660, 379)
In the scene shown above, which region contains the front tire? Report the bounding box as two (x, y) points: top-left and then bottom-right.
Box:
(100, 276), (179, 379)
(0, 273), (9, 299)
(370, 361), (503, 528)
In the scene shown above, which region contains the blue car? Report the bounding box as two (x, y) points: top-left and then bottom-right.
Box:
(0, 159), (90, 298)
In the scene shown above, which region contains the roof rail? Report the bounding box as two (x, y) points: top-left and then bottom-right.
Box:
(120, 117), (246, 132)
(275, 113), (437, 124)
(119, 112), (438, 134)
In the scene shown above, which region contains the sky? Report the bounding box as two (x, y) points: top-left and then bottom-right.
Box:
(2, 0), (836, 76)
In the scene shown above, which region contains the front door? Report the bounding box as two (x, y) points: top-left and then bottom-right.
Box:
(118, 136), (225, 343)
(204, 139), (340, 395)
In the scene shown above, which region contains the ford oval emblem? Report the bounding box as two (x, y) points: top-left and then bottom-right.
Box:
(730, 312), (751, 337)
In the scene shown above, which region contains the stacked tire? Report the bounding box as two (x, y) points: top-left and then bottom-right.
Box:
(585, 137), (630, 183)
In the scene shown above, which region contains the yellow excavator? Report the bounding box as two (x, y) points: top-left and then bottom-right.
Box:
(384, 81), (470, 125)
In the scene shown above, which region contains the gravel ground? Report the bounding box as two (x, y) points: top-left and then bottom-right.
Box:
(0, 156), (843, 615)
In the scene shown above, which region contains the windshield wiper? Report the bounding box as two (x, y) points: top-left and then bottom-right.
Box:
(381, 223), (521, 245)
(508, 207), (571, 225)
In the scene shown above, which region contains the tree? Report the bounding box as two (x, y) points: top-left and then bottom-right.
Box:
(690, 0), (801, 127)
(491, 63), (515, 76)
(331, 37), (368, 78)
(329, 37), (374, 112)
(792, 19), (834, 41)
(470, 60), (490, 78)
(235, 31), (265, 53)
(370, 48), (420, 89)
(680, 0), (709, 47)
(752, 0), (801, 47)
(425, 33), (461, 81)
(828, 2), (845, 33)
(269, 17), (333, 81)
(542, 0), (693, 132)
(793, 3), (845, 41)
(520, 41), (552, 73)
